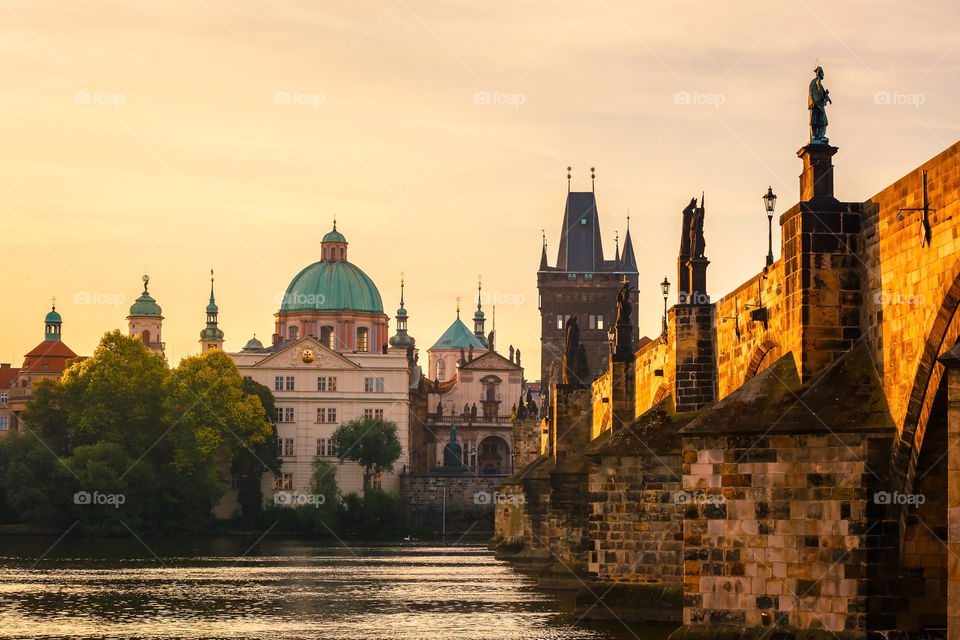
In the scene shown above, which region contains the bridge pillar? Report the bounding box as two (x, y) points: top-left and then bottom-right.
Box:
(937, 345), (960, 640)
(673, 304), (716, 413)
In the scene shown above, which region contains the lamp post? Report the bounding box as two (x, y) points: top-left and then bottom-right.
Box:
(763, 186), (778, 267)
(660, 276), (671, 339)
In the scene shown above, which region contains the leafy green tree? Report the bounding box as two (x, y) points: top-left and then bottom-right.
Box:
(65, 442), (156, 535)
(0, 432), (73, 527)
(162, 349), (274, 524)
(331, 417), (402, 490)
(232, 378), (280, 520)
(52, 330), (168, 454)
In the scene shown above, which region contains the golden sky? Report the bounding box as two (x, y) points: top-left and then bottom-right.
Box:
(2, 0), (958, 376)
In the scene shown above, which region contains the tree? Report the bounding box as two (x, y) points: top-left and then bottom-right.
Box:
(233, 378), (281, 519)
(331, 417), (402, 490)
(162, 349), (275, 524)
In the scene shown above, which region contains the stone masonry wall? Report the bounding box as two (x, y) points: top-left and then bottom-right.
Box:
(587, 450), (684, 585)
(680, 432), (892, 633)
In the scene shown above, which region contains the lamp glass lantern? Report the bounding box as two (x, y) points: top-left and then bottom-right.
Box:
(763, 186), (777, 267)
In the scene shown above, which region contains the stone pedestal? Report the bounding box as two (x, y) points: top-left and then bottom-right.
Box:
(686, 258), (709, 305)
(609, 358), (635, 432)
(550, 384), (592, 462)
(672, 304), (716, 413)
(797, 143), (838, 201)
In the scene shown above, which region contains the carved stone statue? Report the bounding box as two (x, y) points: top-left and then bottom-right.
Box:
(517, 400), (527, 420)
(443, 422), (462, 467)
(680, 197), (696, 258)
(437, 401), (443, 417)
(459, 347), (466, 365)
(471, 403), (477, 420)
(614, 281), (634, 359)
(468, 345), (474, 362)
(487, 330), (495, 352)
(463, 403), (470, 416)
(509, 345), (514, 362)
(515, 349), (521, 367)
(808, 66), (831, 144)
(562, 316), (580, 385)
(689, 197), (706, 260)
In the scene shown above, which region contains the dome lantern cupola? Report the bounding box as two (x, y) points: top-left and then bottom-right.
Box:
(473, 276), (486, 340)
(321, 219), (348, 262)
(200, 270), (225, 350)
(44, 299), (62, 341)
(389, 273), (415, 350)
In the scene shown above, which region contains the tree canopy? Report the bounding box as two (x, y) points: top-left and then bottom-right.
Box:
(331, 417), (402, 490)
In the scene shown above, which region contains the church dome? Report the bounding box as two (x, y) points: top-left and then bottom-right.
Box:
(322, 228), (347, 243)
(280, 261), (383, 314)
(45, 308), (62, 324)
(129, 276), (162, 318)
(243, 335), (264, 351)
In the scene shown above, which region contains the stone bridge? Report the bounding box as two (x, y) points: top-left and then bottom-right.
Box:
(495, 137), (960, 639)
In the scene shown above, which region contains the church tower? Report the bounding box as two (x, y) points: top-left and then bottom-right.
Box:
(388, 274), (415, 352)
(128, 275), (164, 356)
(537, 169), (639, 384)
(200, 270), (225, 351)
(473, 277), (486, 340)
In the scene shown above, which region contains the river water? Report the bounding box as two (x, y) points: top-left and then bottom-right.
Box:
(0, 536), (672, 640)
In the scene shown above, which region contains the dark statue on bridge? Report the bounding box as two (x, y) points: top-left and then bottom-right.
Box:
(809, 66), (831, 144)
(562, 316), (590, 387)
(689, 196), (706, 260)
(443, 422), (463, 468)
(614, 281), (634, 359)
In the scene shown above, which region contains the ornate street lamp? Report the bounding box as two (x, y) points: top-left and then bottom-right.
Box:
(763, 186), (778, 267)
(660, 276), (671, 339)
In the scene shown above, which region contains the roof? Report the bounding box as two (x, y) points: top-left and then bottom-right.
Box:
(323, 229), (347, 243)
(555, 192), (604, 272)
(0, 365), (20, 389)
(680, 344), (895, 435)
(45, 308), (62, 323)
(429, 316), (487, 351)
(129, 290), (162, 318)
(21, 340), (78, 373)
(619, 227), (638, 273)
(243, 336), (264, 351)
(460, 349), (521, 371)
(280, 260), (384, 314)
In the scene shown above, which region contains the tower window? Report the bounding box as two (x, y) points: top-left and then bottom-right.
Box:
(356, 327), (369, 352)
(339, 247), (345, 260)
(589, 315), (596, 329)
(288, 326), (298, 341)
(437, 359), (446, 380)
(597, 315), (604, 330)
(556, 315), (563, 329)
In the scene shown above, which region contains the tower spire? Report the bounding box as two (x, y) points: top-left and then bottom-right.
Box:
(566, 166), (571, 193)
(473, 275), (486, 339)
(591, 166), (596, 192)
(389, 271), (415, 351)
(200, 269), (224, 351)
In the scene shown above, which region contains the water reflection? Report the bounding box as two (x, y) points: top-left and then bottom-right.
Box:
(0, 537), (665, 639)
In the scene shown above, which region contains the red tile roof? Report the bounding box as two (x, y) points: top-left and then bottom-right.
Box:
(21, 340), (77, 373)
(0, 364), (20, 389)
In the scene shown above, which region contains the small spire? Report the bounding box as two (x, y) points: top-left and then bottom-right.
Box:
(142, 274), (150, 293)
(566, 166), (571, 193)
(591, 166), (596, 192)
(400, 271), (405, 307)
(209, 269), (215, 303)
(627, 210), (630, 231)
(332, 216), (337, 231)
(477, 275), (483, 311)
(456, 296), (461, 318)
(51, 296), (56, 311)
(614, 230), (620, 263)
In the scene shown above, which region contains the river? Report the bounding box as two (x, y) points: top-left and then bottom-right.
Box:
(0, 536), (674, 640)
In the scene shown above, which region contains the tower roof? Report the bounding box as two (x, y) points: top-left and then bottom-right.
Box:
(128, 276), (162, 318)
(555, 192), (604, 272)
(280, 260), (383, 314)
(619, 225), (638, 273)
(429, 316), (487, 351)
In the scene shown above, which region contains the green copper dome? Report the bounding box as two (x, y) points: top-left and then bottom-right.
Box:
(45, 308), (62, 324)
(429, 316), (487, 351)
(280, 260), (383, 314)
(322, 229), (347, 243)
(129, 291), (162, 317)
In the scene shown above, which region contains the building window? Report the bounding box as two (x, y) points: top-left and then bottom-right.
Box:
(356, 327), (369, 352)
(364, 377), (384, 393)
(585, 273), (592, 280)
(0, 416), (7, 431)
(316, 407), (337, 423)
(556, 315), (563, 329)
(363, 408), (384, 420)
(274, 473), (294, 490)
(0, 392), (6, 404)
(275, 407), (283, 423)
(339, 247), (345, 260)
(279, 438), (295, 457)
(316, 438), (336, 457)
(436, 359), (446, 380)
(285, 376), (295, 391)
(597, 315), (604, 330)
(317, 376), (337, 391)
(274, 376), (284, 391)
(288, 326), (298, 341)
(320, 326), (335, 349)
(277, 407), (294, 423)
(589, 315), (596, 329)
(370, 474), (382, 489)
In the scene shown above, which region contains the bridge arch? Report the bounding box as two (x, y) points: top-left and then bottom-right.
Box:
(652, 384), (669, 404)
(744, 337), (783, 381)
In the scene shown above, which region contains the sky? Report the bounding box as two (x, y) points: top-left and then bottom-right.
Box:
(2, 0), (959, 377)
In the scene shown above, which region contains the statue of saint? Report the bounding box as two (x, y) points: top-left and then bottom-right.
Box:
(468, 345), (474, 361)
(689, 198), (706, 260)
(436, 401), (443, 417)
(562, 316), (580, 385)
(615, 282), (633, 328)
(808, 66), (831, 143)
(487, 330), (495, 352)
(515, 349), (521, 367)
(680, 198), (697, 258)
